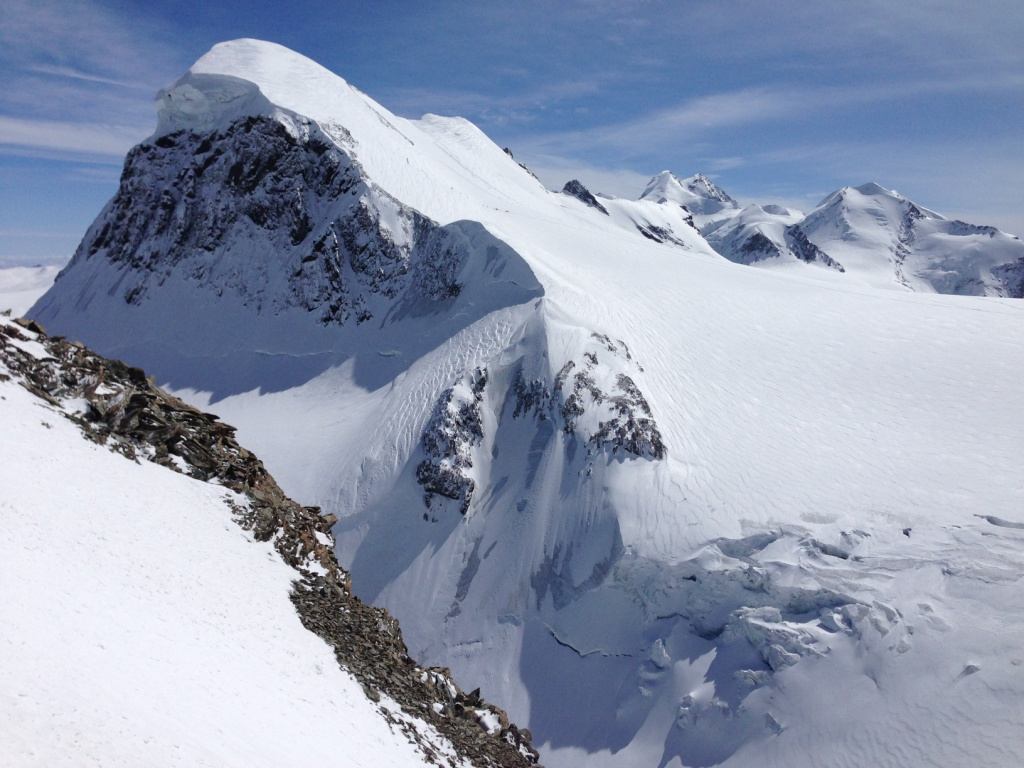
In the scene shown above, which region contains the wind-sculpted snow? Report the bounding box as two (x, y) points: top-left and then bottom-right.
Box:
(0, 314), (540, 767)
(415, 326), (664, 524)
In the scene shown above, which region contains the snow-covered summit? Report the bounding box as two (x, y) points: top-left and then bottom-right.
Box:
(156, 39), (358, 137)
(799, 181), (1023, 294)
(676, 178), (1024, 295)
(641, 170), (734, 206)
(639, 171), (739, 228)
(683, 172), (737, 204)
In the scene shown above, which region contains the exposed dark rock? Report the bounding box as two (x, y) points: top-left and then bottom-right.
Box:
(992, 257), (1024, 298)
(635, 222), (688, 247)
(736, 232), (783, 264)
(417, 368), (488, 516)
(60, 115), (467, 329)
(948, 220), (999, 237)
(686, 173), (736, 204)
(785, 225), (845, 272)
(561, 180), (608, 215)
(512, 335), (665, 461)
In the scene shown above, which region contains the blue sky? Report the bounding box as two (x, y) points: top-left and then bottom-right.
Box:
(2, 0), (1022, 265)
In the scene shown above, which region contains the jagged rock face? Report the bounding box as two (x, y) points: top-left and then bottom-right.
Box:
(785, 224), (844, 271)
(414, 330), (665, 521)
(418, 368), (489, 516)
(542, 334), (665, 461)
(44, 114), (466, 329)
(561, 180), (608, 215)
(735, 231), (783, 265)
(992, 256), (1024, 298)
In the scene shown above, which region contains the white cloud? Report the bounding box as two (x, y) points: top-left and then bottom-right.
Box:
(0, 0), (183, 161)
(26, 64), (140, 89)
(0, 116), (147, 158)
(521, 155), (653, 199)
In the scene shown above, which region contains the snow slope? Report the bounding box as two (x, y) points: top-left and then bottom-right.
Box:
(0, 319), (467, 768)
(28, 39), (1024, 768)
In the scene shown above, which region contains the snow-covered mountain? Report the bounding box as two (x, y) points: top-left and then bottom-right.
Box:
(798, 182), (1024, 295)
(639, 170), (740, 227)
(27, 39), (1024, 768)
(664, 176), (1024, 295)
(700, 203), (845, 274)
(0, 314), (537, 767)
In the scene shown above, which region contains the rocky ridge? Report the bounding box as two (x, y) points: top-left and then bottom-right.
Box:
(0, 312), (539, 768)
(47, 114), (466, 328)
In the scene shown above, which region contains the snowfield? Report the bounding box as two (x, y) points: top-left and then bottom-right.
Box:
(23, 39), (1024, 768)
(0, 319), (463, 768)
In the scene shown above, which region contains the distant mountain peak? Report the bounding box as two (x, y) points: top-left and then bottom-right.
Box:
(681, 172), (735, 204)
(852, 181), (894, 197)
(639, 171), (737, 219)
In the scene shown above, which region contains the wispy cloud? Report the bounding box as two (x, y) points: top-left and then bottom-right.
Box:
(379, 77), (610, 128)
(26, 64), (140, 89)
(0, 0), (183, 160)
(516, 87), (790, 160)
(0, 116), (147, 158)
(513, 71), (1024, 164)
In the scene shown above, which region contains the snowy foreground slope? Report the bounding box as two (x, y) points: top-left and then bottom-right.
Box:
(29, 40), (1024, 767)
(0, 315), (537, 768)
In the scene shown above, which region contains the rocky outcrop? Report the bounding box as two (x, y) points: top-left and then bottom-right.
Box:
(515, 333), (665, 461)
(735, 231), (783, 264)
(417, 368), (488, 517)
(634, 222), (689, 246)
(45, 115), (466, 328)
(992, 256), (1024, 298)
(684, 173), (736, 205)
(785, 224), (844, 271)
(561, 180), (608, 215)
(0, 314), (540, 768)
